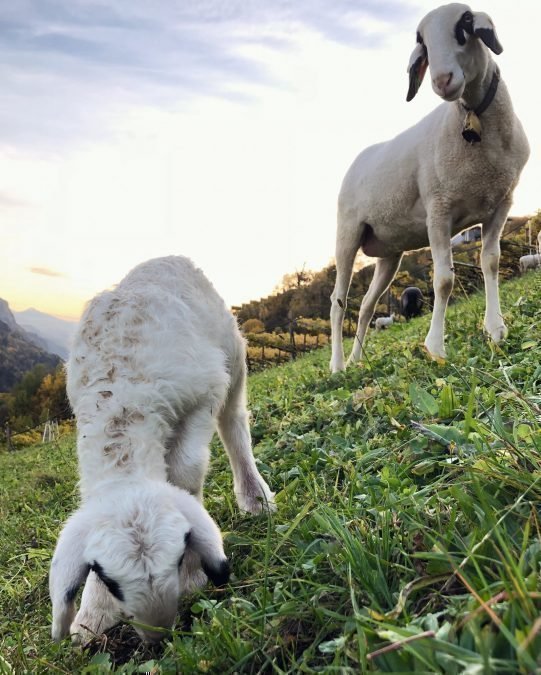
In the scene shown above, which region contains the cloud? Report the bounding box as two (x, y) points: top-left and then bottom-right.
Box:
(0, 1), (417, 149)
(29, 267), (64, 278)
(0, 191), (27, 208)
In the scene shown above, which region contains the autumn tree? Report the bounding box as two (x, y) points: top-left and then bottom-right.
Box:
(36, 365), (70, 421)
(241, 318), (265, 334)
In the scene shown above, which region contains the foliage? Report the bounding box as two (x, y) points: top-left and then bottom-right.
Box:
(1, 272), (541, 672)
(0, 364), (70, 441)
(274, 267), (315, 294)
(241, 319), (266, 335)
(0, 319), (61, 393)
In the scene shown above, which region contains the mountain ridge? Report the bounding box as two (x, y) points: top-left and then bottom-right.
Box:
(0, 300), (64, 392)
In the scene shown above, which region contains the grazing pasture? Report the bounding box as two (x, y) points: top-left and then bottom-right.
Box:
(1, 272), (540, 673)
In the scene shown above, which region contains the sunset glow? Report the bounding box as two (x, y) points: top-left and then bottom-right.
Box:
(1, 0), (539, 320)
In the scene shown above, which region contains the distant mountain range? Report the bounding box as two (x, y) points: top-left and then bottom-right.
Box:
(13, 307), (77, 360)
(0, 299), (77, 392)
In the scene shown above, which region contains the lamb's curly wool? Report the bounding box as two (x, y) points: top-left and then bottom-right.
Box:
(330, 3), (529, 372)
(50, 256), (274, 644)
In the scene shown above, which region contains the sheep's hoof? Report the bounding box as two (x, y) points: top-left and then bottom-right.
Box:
(485, 323), (507, 344)
(422, 343), (446, 364)
(330, 358), (346, 373)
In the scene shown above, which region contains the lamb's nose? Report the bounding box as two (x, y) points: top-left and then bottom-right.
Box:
(433, 72), (453, 95)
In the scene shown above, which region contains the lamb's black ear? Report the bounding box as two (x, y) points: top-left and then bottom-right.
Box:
(49, 513), (90, 641)
(201, 557), (231, 587)
(176, 492), (230, 587)
(407, 42), (428, 101)
(473, 11), (503, 54)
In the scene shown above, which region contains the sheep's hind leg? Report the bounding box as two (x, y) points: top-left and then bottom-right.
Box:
(218, 367), (275, 514)
(481, 199), (512, 344)
(347, 253), (402, 366)
(330, 216), (363, 372)
(70, 571), (121, 646)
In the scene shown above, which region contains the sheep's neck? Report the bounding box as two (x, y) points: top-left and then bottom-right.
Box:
(460, 61), (500, 115)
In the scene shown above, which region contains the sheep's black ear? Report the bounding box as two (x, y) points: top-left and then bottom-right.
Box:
(473, 11), (503, 54)
(407, 42), (428, 101)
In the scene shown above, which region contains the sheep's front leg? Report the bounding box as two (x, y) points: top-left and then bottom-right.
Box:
(347, 253), (402, 366)
(218, 367), (275, 514)
(424, 211), (453, 360)
(70, 571), (121, 646)
(481, 199), (512, 344)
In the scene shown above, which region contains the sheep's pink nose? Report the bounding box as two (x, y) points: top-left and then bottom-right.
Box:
(433, 72), (453, 95)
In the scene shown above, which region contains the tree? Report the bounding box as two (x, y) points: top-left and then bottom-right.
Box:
(274, 266), (315, 293)
(241, 318), (265, 334)
(36, 366), (70, 421)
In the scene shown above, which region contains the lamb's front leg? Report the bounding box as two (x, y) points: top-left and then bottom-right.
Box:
(424, 210), (453, 360)
(481, 199), (512, 344)
(218, 368), (275, 514)
(70, 571), (121, 645)
(167, 408), (216, 592)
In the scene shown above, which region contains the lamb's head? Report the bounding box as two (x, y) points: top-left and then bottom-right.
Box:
(407, 3), (503, 102)
(49, 481), (229, 643)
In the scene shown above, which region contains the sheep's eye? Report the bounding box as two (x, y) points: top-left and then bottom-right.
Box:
(455, 12), (474, 45)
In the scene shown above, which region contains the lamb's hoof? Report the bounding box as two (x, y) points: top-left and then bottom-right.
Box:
(237, 482), (276, 515)
(485, 323), (507, 344)
(237, 492), (276, 515)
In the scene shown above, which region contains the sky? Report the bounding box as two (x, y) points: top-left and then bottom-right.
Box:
(1, 0), (539, 320)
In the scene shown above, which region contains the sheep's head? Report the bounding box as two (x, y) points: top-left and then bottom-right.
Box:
(407, 3), (502, 102)
(49, 482), (229, 643)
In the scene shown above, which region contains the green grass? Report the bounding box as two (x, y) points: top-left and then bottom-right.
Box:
(1, 272), (541, 673)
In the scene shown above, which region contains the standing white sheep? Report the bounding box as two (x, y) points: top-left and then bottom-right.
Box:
(519, 253), (541, 273)
(49, 256), (274, 644)
(330, 3), (529, 372)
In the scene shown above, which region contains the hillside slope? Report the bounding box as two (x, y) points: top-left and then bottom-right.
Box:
(0, 321), (61, 392)
(1, 272), (540, 672)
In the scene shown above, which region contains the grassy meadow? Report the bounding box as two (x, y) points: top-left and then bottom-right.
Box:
(1, 271), (541, 673)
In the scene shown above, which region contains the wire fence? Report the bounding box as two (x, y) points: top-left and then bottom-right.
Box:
(2, 401), (74, 452)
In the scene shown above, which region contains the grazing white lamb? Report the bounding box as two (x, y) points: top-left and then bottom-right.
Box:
(519, 253), (541, 274)
(330, 3), (529, 372)
(49, 256), (274, 644)
(374, 315), (397, 331)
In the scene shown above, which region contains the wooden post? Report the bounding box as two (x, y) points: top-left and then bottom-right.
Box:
(5, 421), (14, 452)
